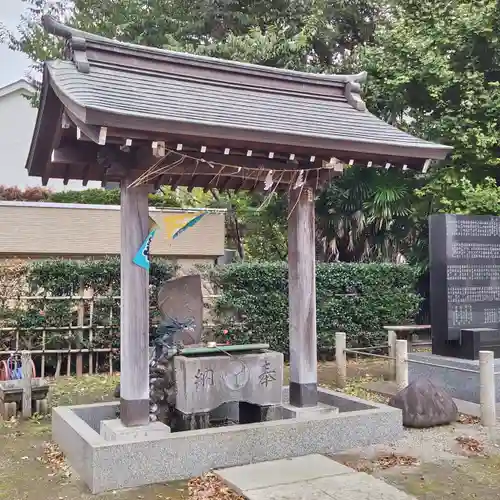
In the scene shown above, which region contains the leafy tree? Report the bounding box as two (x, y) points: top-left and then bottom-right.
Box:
(11, 0), (500, 265)
(50, 187), (188, 207)
(7, 0), (386, 261)
(416, 173), (500, 216)
(9, 0), (382, 72)
(316, 166), (423, 262)
(359, 0), (500, 176)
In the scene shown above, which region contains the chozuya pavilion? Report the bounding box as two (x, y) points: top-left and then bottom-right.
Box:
(26, 15), (452, 493)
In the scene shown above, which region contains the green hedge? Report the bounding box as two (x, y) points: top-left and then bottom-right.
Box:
(0, 258), (176, 352)
(49, 188), (182, 208)
(210, 262), (422, 355)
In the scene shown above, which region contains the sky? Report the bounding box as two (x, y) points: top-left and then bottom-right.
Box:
(0, 0), (32, 87)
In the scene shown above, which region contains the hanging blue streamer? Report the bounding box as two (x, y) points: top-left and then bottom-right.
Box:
(133, 228), (157, 270)
(173, 213), (206, 239)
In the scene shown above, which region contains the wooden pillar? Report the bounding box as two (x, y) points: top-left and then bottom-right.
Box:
(21, 351), (32, 419)
(288, 186), (318, 407)
(335, 332), (347, 388)
(120, 177), (150, 426)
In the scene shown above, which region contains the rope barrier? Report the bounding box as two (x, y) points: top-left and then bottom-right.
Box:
(343, 348), (395, 360)
(406, 358), (479, 374)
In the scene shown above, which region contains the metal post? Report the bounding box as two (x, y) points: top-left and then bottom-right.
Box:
(479, 350), (496, 427)
(388, 330), (397, 380)
(335, 332), (347, 389)
(395, 339), (408, 391)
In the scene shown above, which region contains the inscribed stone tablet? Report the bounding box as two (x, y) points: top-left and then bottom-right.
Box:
(157, 274), (203, 345)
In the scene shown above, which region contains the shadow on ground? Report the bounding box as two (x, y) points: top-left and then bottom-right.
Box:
(3, 358), (500, 499)
(0, 374), (188, 500)
(381, 457), (500, 499)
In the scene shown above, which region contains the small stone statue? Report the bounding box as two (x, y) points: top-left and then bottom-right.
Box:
(113, 315), (196, 428)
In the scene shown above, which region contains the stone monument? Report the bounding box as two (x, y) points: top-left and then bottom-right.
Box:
(409, 214), (500, 403)
(157, 274), (204, 345)
(429, 214), (500, 359)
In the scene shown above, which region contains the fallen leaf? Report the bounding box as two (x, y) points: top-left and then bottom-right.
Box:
(456, 436), (485, 455)
(458, 414), (480, 425)
(375, 453), (419, 469)
(342, 459), (373, 473)
(188, 473), (243, 499)
(39, 441), (71, 477)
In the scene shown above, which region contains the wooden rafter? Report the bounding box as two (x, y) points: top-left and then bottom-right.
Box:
(66, 109), (107, 145)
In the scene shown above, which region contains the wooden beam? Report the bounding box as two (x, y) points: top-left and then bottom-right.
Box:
(187, 175), (198, 192)
(178, 151), (322, 171)
(39, 99), (65, 185)
(120, 176), (150, 426)
(63, 165), (70, 186)
(171, 175), (182, 190)
(135, 144), (322, 171)
(66, 109), (107, 145)
(288, 186), (317, 407)
(51, 145), (98, 164)
(82, 165), (90, 186)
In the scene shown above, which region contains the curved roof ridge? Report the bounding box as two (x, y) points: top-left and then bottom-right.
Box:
(41, 15), (367, 86)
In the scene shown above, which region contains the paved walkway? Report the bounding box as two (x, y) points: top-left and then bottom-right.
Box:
(216, 454), (414, 499)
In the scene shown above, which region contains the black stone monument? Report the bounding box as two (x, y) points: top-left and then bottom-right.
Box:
(430, 214), (500, 359)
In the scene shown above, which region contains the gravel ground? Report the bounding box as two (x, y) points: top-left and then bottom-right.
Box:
(333, 418), (500, 499)
(343, 421), (499, 463)
(4, 363), (500, 499)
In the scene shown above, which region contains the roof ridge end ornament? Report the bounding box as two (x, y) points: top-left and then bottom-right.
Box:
(42, 15), (90, 74)
(344, 71), (367, 112)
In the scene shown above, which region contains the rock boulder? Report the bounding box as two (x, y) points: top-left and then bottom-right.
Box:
(389, 378), (458, 428)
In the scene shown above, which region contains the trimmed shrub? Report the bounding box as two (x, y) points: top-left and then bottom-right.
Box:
(49, 188), (182, 207)
(0, 258), (177, 351)
(210, 262), (422, 356)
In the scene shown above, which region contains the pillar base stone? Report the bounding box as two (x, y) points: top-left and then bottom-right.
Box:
(289, 382), (318, 407)
(119, 397), (150, 426)
(100, 418), (171, 441)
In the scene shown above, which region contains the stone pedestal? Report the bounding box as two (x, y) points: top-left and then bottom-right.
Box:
(408, 351), (500, 403)
(174, 411), (211, 431)
(239, 403), (281, 423)
(174, 351), (283, 415)
(100, 419), (171, 441)
(0, 378), (50, 420)
(280, 403), (339, 420)
(211, 402), (240, 423)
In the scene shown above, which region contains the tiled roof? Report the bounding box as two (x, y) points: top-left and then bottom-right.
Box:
(25, 16), (452, 185)
(48, 60), (447, 153)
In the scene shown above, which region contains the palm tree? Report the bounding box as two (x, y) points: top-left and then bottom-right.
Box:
(315, 165), (422, 263)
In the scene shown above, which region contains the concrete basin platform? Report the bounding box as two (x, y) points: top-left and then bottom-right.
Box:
(52, 387), (403, 494)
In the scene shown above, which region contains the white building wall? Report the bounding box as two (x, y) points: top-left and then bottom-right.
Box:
(0, 87), (100, 191)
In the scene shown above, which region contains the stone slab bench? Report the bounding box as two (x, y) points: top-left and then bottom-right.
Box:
(384, 325), (431, 351)
(0, 378), (50, 419)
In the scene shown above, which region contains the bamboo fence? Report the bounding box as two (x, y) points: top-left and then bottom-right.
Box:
(0, 289), (223, 378)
